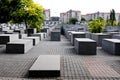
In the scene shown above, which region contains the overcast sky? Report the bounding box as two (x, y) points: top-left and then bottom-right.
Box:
(33, 0), (120, 17)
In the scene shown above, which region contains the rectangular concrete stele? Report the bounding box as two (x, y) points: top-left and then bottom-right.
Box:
(5, 30), (14, 34)
(0, 34), (19, 44)
(6, 39), (33, 53)
(19, 34), (27, 39)
(30, 33), (46, 40)
(85, 32), (92, 39)
(66, 31), (75, 40)
(112, 34), (120, 39)
(27, 28), (37, 36)
(74, 38), (96, 55)
(107, 32), (120, 38)
(41, 28), (49, 33)
(29, 55), (60, 77)
(51, 31), (61, 41)
(91, 33), (110, 47)
(102, 39), (120, 55)
(39, 32), (47, 38)
(23, 37), (39, 46)
(71, 32), (86, 45)
(14, 29), (25, 34)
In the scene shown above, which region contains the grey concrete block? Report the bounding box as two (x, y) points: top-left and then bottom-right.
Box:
(102, 39), (120, 55)
(71, 32), (86, 45)
(91, 33), (110, 46)
(5, 30), (14, 34)
(29, 55), (60, 77)
(41, 28), (49, 33)
(23, 37), (39, 46)
(85, 32), (92, 39)
(107, 32), (120, 38)
(14, 29), (25, 34)
(19, 34), (27, 39)
(66, 31), (75, 41)
(6, 39), (33, 53)
(27, 28), (37, 36)
(51, 30), (61, 41)
(0, 34), (19, 44)
(30, 33), (46, 40)
(74, 38), (96, 55)
(112, 34), (120, 39)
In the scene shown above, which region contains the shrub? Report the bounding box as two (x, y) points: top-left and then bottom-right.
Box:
(88, 18), (106, 33)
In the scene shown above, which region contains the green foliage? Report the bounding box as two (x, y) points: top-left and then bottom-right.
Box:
(12, 0), (44, 32)
(118, 22), (120, 26)
(0, 0), (44, 32)
(88, 18), (106, 33)
(69, 18), (78, 24)
(106, 21), (118, 26)
(0, 0), (16, 22)
(89, 19), (93, 21)
(81, 17), (86, 21)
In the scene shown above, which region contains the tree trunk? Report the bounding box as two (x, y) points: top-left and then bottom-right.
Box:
(25, 19), (28, 29)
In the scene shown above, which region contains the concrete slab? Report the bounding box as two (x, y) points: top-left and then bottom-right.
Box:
(6, 39), (33, 53)
(29, 55), (60, 77)
(102, 39), (120, 55)
(23, 37), (39, 46)
(74, 38), (96, 55)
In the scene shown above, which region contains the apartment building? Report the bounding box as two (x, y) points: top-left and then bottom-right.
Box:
(60, 9), (81, 23)
(82, 12), (120, 22)
(43, 9), (51, 24)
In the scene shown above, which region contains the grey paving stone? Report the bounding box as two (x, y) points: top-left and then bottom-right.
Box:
(0, 35), (119, 80)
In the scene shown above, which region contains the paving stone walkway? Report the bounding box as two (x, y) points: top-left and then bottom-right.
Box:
(0, 35), (120, 80)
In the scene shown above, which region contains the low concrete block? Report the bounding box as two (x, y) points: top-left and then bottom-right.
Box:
(23, 37), (39, 46)
(19, 34), (27, 39)
(27, 28), (37, 36)
(29, 55), (60, 77)
(6, 39), (33, 53)
(74, 38), (96, 55)
(41, 28), (49, 33)
(71, 32), (86, 45)
(14, 29), (25, 34)
(85, 32), (92, 39)
(30, 33), (46, 40)
(102, 39), (120, 55)
(5, 30), (14, 34)
(0, 34), (19, 44)
(51, 30), (61, 41)
(107, 32), (120, 38)
(91, 33), (110, 46)
(112, 34), (120, 39)
(66, 31), (75, 41)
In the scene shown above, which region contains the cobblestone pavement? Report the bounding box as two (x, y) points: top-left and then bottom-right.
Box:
(0, 36), (120, 80)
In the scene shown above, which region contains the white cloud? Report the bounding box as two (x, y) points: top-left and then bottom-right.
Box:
(33, 0), (120, 16)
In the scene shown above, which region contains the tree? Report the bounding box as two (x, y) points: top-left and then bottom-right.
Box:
(0, 0), (44, 32)
(88, 18), (106, 33)
(0, 0), (17, 22)
(81, 17), (86, 21)
(12, 0), (44, 32)
(110, 9), (116, 26)
(69, 18), (78, 24)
